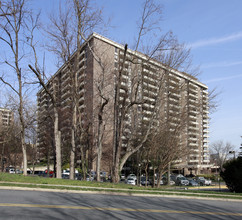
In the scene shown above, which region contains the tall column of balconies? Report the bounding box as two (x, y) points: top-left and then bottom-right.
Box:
(186, 83), (201, 167)
(37, 90), (52, 151)
(118, 50), (132, 148)
(166, 74), (181, 130)
(142, 63), (159, 125)
(77, 49), (87, 114)
(201, 89), (210, 166)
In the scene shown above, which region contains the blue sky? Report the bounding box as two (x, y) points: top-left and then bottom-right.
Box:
(1, 0), (242, 152)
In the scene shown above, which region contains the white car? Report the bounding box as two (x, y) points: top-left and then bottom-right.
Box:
(195, 177), (212, 186)
(9, 168), (15, 174)
(126, 177), (136, 185)
(154, 179), (164, 185)
(204, 178), (212, 186)
(127, 174), (137, 180)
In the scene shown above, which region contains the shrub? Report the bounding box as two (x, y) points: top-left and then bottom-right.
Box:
(220, 158), (242, 193)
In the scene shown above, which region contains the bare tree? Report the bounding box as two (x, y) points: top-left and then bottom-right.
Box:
(0, 0), (29, 175)
(73, 0), (110, 181)
(210, 140), (235, 171)
(27, 12), (63, 177)
(111, 0), (195, 183)
(34, 0), (104, 180)
(28, 65), (62, 178)
(43, 4), (77, 179)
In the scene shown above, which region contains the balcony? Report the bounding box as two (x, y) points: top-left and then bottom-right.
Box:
(203, 89), (208, 94)
(189, 144), (199, 149)
(143, 75), (157, 85)
(79, 97), (85, 105)
(78, 50), (85, 59)
(143, 89), (157, 98)
(78, 57), (86, 66)
(143, 96), (156, 102)
(188, 159), (199, 163)
(203, 133), (209, 138)
(188, 92), (198, 99)
(77, 66), (86, 77)
(203, 145), (209, 150)
(189, 137), (197, 142)
(203, 114), (209, 119)
(203, 124), (209, 129)
(189, 121), (198, 126)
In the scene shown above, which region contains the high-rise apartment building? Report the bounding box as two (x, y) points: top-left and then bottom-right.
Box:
(37, 33), (210, 175)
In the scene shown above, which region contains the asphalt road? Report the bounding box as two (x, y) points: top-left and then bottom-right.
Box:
(0, 189), (241, 219)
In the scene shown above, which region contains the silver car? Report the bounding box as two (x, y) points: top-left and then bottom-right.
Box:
(176, 176), (189, 186)
(126, 177), (136, 185)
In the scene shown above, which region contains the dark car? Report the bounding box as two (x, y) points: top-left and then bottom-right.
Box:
(62, 174), (69, 179)
(140, 176), (151, 186)
(187, 178), (199, 186)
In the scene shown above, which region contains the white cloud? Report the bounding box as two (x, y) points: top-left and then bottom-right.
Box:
(201, 60), (242, 69)
(204, 74), (242, 83)
(188, 32), (242, 49)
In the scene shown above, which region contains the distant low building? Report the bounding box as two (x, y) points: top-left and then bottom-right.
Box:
(0, 107), (13, 128)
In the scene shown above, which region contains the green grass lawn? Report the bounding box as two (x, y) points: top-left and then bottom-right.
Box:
(0, 173), (145, 189)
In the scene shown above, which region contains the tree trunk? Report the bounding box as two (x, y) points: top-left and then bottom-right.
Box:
(1, 143), (5, 172)
(167, 162), (171, 185)
(80, 146), (86, 180)
(153, 167), (156, 188)
(47, 149), (50, 177)
(96, 125), (103, 182)
(96, 143), (102, 181)
(21, 139), (27, 175)
(18, 71), (27, 176)
(54, 108), (62, 178)
(70, 128), (75, 180)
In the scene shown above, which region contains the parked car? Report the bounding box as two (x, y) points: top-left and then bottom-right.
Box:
(126, 177), (136, 185)
(154, 178), (164, 185)
(120, 174), (126, 180)
(195, 177), (212, 186)
(15, 169), (22, 174)
(34, 170), (45, 176)
(187, 178), (199, 186)
(62, 173), (69, 179)
(86, 174), (94, 181)
(62, 169), (70, 175)
(127, 174), (137, 181)
(100, 171), (106, 178)
(176, 176), (189, 186)
(9, 168), (15, 174)
(44, 170), (54, 177)
(140, 176), (151, 186)
(75, 173), (82, 180)
(162, 177), (176, 185)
